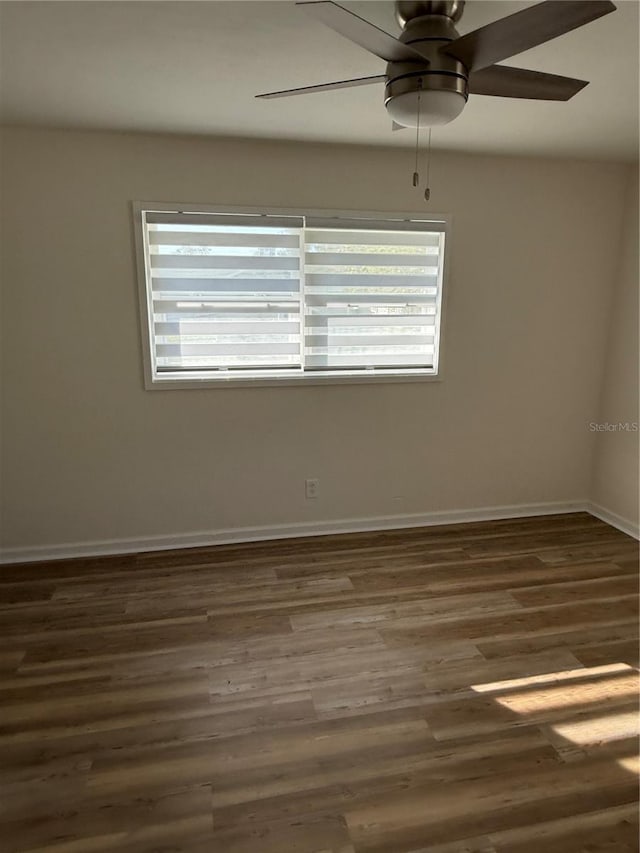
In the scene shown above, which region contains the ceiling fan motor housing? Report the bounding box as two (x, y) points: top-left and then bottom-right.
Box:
(386, 0), (468, 127)
(395, 0), (465, 26)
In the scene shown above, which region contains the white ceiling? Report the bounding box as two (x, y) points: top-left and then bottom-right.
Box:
(1, 0), (638, 161)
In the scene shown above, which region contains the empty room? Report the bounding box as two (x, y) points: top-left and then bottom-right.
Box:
(1, 1), (639, 851)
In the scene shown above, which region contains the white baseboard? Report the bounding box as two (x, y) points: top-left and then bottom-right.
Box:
(585, 502), (640, 540)
(0, 500), (594, 565)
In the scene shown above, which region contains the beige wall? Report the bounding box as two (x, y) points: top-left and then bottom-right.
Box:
(591, 169), (639, 528)
(0, 127), (631, 551)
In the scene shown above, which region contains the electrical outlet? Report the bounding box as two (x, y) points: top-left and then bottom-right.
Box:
(305, 478), (319, 499)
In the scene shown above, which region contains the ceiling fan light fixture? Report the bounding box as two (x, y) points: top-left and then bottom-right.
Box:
(386, 88), (466, 128)
(258, 0), (617, 128)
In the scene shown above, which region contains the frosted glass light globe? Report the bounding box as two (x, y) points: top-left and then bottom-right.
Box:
(387, 89), (466, 128)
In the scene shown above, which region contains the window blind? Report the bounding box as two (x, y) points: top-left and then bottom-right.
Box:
(304, 219), (443, 370)
(139, 208), (446, 381)
(145, 212), (303, 372)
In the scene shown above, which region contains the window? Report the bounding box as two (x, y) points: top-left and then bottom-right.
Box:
(134, 203), (449, 387)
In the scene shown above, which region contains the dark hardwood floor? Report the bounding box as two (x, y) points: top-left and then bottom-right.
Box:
(0, 512), (638, 852)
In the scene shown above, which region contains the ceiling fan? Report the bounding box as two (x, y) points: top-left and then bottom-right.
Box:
(256, 0), (617, 129)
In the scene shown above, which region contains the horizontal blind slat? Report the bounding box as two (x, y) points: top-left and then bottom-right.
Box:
(153, 304), (300, 318)
(157, 355), (300, 367)
(305, 217), (446, 232)
(305, 292), (436, 305)
(306, 230), (442, 247)
(153, 297), (300, 307)
(152, 280), (300, 296)
(305, 274), (438, 287)
(304, 334), (435, 347)
(305, 253), (439, 267)
(157, 342), (300, 356)
(151, 255), (300, 271)
(149, 232), (301, 248)
(305, 354), (434, 367)
(305, 315), (435, 327)
(146, 213), (304, 228)
(305, 305), (436, 316)
(155, 321), (299, 335)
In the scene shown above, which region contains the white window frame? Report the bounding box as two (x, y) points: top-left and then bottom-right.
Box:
(133, 201), (451, 389)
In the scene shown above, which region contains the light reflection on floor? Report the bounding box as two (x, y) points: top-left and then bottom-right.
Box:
(470, 660), (639, 778)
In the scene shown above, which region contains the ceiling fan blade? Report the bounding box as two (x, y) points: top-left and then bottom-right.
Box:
(442, 1), (616, 72)
(469, 64), (588, 101)
(297, 1), (430, 63)
(392, 121), (407, 131)
(256, 74), (386, 99)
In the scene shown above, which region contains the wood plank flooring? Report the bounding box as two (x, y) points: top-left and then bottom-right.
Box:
(0, 511), (638, 852)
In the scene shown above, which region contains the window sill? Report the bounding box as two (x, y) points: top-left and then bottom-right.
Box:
(144, 370), (443, 390)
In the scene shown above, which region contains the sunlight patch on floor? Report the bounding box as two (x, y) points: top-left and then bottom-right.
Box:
(470, 661), (640, 778)
(470, 663), (638, 715)
(470, 662), (633, 694)
(550, 710), (640, 746)
(616, 755), (640, 773)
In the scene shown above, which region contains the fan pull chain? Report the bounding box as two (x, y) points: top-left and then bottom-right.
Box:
(424, 127), (432, 202)
(412, 87), (421, 188)
(409, 85), (432, 203)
